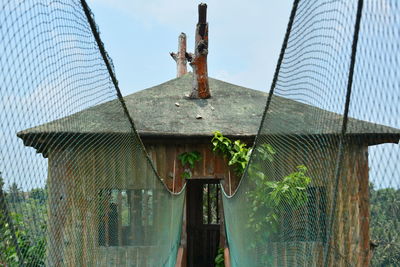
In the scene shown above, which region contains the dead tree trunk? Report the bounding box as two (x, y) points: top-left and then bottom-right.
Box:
(188, 3), (210, 99)
(170, 33), (188, 77)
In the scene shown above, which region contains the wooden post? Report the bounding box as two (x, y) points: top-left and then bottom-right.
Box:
(175, 246), (185, 267)
(357, 145), (371, 266)
(188, 3), (211, 99)
(47, 150), (70, 267)
(170, 33), (188, 77)
(224, 247), (232, 267)
(117, 191), (123, 246)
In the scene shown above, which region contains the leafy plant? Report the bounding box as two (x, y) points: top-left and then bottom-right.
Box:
(247, 165), (311, 241)
(212, 131), (251, 175)
(211, 131), (232, 156)
(215, 247), (225, 267)
(178, 151), (202, 179)
(0, 210), (46, 266)
(211, 132), (312, 245)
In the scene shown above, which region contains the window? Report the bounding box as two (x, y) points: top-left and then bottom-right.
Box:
(98, 189), (154, 246)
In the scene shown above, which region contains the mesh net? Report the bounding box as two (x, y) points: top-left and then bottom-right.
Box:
(222, 0), (400, 266)
(0, 1), (184, 266)
(2, 0), (400, 266)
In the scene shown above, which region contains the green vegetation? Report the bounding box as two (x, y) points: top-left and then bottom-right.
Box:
(211, 132), (312, 247)
(0, 212), (46, 266)
(211, 132), (400, 265)
(211, 131), (311, 238)
(370, 184), (400, 267)
(178, 151), (202, 179)
(211, 131), (251, 175)
(0, 172), (47, 266)
(215, 247), (225, 267)
(0, 155), (399, 266)
(247, 164), (311, 240)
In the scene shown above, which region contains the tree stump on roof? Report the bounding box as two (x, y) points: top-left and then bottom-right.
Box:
(170, 33), (188, 78)
(188, 3), (211, 99)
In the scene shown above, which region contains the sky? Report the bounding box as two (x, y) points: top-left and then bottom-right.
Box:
(87, 0), (293, 95)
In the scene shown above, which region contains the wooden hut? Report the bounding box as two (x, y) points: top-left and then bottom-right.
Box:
(17, 4), (400, 267)
(18, 76), (400, 267)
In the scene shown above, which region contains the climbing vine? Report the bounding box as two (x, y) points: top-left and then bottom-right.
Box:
(247, 164), (311, 241)
(211, 131), (251, 175)
(178, 151), (202, 179)
(211, 131), (312, 243)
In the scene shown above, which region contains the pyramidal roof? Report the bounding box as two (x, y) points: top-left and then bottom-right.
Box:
(18, 73), (400, 153)
(18, 74), (266, 138)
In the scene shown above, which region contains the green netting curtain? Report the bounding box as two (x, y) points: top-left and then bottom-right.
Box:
(0, 1), (184, 266)
(222, 0), (400, 266)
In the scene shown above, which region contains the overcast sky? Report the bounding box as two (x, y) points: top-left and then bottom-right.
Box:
(87, 0), (293, 95)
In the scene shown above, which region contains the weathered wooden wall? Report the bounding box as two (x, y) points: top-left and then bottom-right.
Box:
(328, 142), (370, 267)
(262, 138), (370, 267)
(143, 138), (242, 267)
(46, 136), (183, 266)
(45, 135), (370, 266)
(143, 140), (241, 194)
(143, 137), (371, 266)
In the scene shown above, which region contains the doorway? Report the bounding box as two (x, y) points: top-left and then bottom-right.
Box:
(187, 179), (221, 267)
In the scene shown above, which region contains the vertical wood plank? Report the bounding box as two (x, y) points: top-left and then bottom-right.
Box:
(357, 145), (370, 266)
(117, 190), (123, 246)
(46, 149), (71, 267)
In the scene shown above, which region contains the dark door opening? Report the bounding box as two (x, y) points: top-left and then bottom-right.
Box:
(187, 179), (221, 267)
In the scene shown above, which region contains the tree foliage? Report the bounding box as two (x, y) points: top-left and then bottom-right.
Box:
(0, 175), (47, 266)
(370, 184), (400, 267)
(211, 132), (312, 240)
(29, 188), (47, 205)
(8, 182), (23, 203)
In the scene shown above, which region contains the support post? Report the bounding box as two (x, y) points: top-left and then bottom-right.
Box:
(224, 247), (231, 267)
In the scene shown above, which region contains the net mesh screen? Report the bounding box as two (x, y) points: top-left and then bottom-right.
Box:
(0, 1), (184, 266)
(2, 0), (400, 266)
(222, 0), (400, 266)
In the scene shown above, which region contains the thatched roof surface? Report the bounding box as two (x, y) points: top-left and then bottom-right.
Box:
(18, 73), (400, 153)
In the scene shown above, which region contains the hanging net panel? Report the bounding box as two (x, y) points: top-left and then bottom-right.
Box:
(222, 0), (400, 266)
(0, 1), (184, 266)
